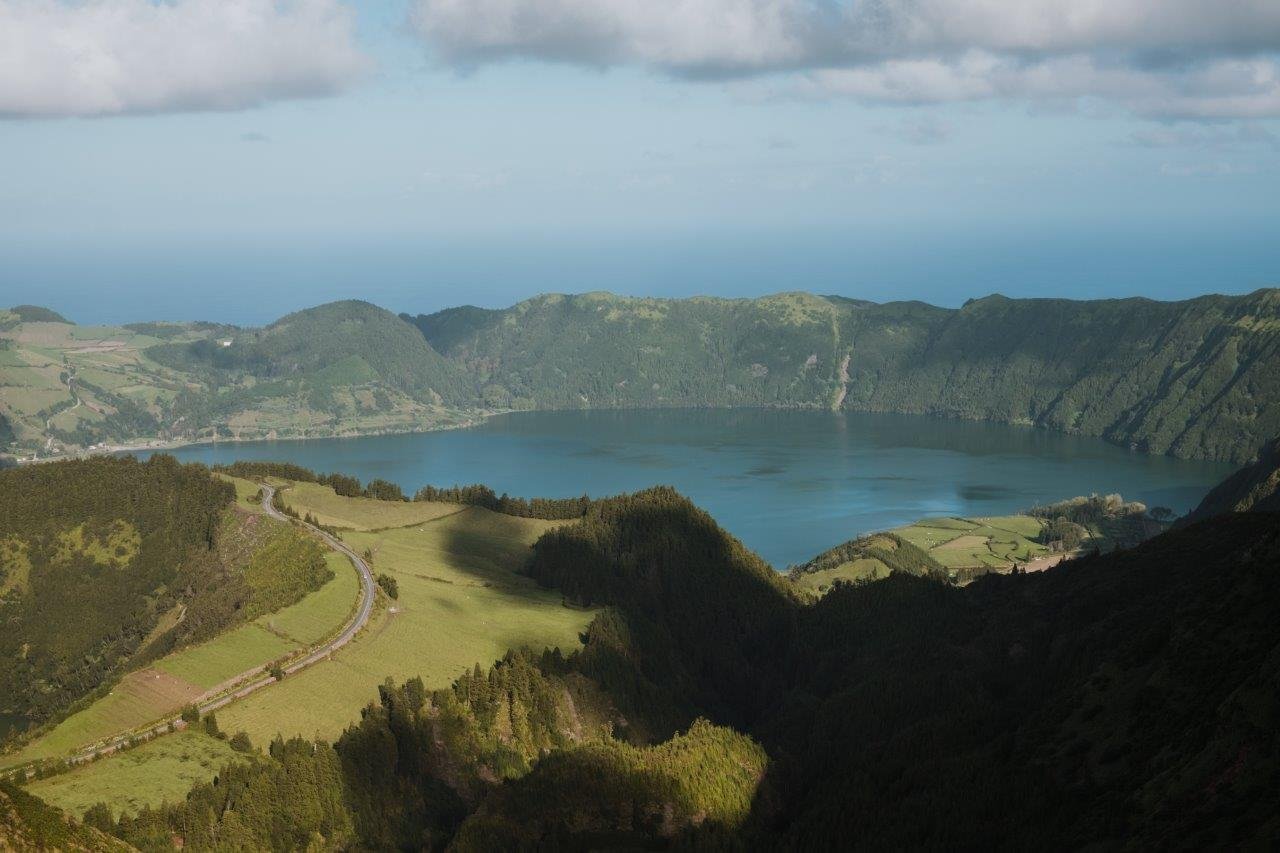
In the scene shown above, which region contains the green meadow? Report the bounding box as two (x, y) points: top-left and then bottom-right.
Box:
(216, 491), (595, 746)
(279, 481), (462, 530)
(894, 515), (1050, 569)
(27, 731), (249, 820)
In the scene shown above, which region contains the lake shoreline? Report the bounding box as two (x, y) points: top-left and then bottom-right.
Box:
(137, 408), (1234, 569)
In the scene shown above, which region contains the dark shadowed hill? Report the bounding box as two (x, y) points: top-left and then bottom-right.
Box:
(83, 474), (1280, 849)
(408, 288), (1280, 462)
(1182, 437), (1280, 523)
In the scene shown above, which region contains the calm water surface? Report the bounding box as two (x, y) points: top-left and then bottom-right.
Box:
(151, 410), (1235, 568)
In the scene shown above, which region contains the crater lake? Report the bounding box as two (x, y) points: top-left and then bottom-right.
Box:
(146, 409), (1235, 568)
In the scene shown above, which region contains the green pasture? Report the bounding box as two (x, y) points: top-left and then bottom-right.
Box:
(27, 731), (248, 820)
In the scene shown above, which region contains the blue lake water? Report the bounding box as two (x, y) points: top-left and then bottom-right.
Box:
(149, 409), (1235, 568)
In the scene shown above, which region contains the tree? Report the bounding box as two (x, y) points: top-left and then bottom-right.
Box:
(203, 712), (222, 738)
(230, 731), (253, 753)
(180, 705), (200, 725)
(376, 573), (399, 600)
(83, 802), (115, 833)
(1150, 506), (1174, 522)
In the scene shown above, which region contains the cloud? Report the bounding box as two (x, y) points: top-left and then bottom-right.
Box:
(0, 0), (369, 118)
(240, 131), (272, 143)
(409, 0), (1280, 118)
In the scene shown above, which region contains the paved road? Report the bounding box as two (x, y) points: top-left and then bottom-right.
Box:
(23, 484), (375, 773)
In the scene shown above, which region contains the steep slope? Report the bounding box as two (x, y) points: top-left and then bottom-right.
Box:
(1182, 437), (1280, 523)
(0, 782), (132, 851)
(838, 290), (1280, 462)
(407, 291), (843, 411)
(137, 301), (478, 445)
(410, 288), (1280, 462)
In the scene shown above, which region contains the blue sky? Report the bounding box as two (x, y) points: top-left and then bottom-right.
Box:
(2, 0), (1279, 325)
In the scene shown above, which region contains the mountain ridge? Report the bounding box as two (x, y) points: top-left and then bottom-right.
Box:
(3, 287), (1279, 463)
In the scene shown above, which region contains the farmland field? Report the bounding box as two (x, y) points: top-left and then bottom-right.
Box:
(893, 515), (1051, 569)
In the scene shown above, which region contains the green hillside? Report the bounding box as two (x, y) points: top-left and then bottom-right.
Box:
(0, 302), (479, 458)
(407, 291), (842, 411)
(5, 290), (1279, 462)
(0, 458), (335, 743)
(0, 456), (233, 727)
(409, 288), (1280, 462)
(0, 782), (131, 851)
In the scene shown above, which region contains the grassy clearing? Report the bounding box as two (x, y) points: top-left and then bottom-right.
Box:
(793, 556), (889, 591)
(217, 495), (593, 746)
(279, 481), (463, 530)
(27, 731), (248, 819)
(215, 473), (264, 511)
(155, 624), (297, 690)
(893, 515), (1049, 570)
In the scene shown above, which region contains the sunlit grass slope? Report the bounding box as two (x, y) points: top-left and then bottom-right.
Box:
(27, 731), (248, 820)
(217, 489), (595, 746)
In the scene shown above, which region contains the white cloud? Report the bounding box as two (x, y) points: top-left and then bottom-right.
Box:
(0, 0), (368, 118)
(410, 0), (1280, 118)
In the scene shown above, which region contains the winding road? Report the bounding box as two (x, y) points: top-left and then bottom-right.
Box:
(24, 484), (375, 772)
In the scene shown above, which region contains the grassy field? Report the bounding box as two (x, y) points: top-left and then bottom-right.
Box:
(215, 473), (264, 510)
(893, 515), (1050, 569)
(0, 317), (198, 457)
(27, 731), (248, 819)
(793, 556), (891, 591)
(278, 481), (463, 530)
(154, 624), (297, 690)
(216, 491), (595, 746)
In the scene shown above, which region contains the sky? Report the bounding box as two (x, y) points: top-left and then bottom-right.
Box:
(2, 0), (1279, 326)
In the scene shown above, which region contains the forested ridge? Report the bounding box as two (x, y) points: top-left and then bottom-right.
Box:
(407, 288), (1280, 463)
(48, 468), (1280, 850)
(6, 289), (1280, 463)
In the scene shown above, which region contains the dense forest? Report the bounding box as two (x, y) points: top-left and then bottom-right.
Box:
(0, 456), (232, 725)
(59, 465), (1280, 849)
